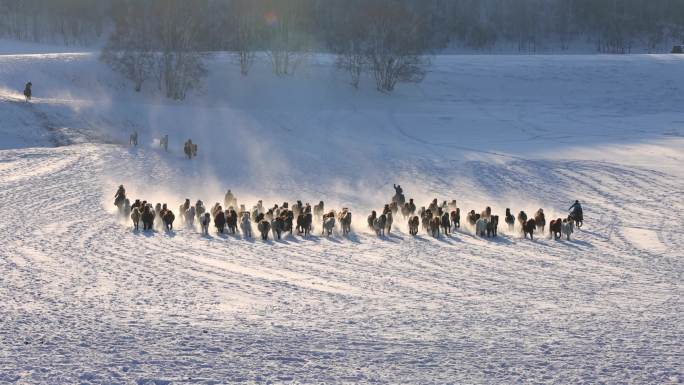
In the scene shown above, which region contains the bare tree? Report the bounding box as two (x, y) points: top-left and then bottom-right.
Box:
(336, 43), (366, 89)
(157, 3), (207, 100)
(330, 3), (368, 88)
(228, 0), (263, 76)
(101, 0), (206, 100)
(101, 3), (154, 92)
(264, 0), (312, 76)
(364, 4), (430, 93)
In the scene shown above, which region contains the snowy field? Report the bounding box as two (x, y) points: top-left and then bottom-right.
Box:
(0, 41), (683, 384)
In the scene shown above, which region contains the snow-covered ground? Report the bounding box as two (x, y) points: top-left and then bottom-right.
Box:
(1, 41), (682, 384)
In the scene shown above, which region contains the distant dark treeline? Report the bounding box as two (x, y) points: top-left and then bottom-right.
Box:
(4, 0), (682, 97)
(2, 0), (683, 52)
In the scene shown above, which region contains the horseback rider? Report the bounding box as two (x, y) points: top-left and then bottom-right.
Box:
(225, 189), (234, 204)
(184, 139), (193, 159)
(114, 185), (126, 206)
(393, 184), (403, 196)
(392, 184), (406, 205)
(569, 200), (583, 220)
(24, 81), (32, 101)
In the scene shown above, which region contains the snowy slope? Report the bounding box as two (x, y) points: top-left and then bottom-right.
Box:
(0, 43), (682, 384)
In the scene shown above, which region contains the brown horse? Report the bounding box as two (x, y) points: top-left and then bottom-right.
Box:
(162, 210), (175, 231)
(451, 209), (460, 229)
(549, 218), (562, 240)
(430, 217), (441, 238)
(517, 211), (528, 230)
(401, 203), (411, 219)
(441, 212), (451, 235)
(339, 209), (352, 236)
(535, 209), (546, 232)
(258, 220), (271, 240)
(505, 208), (515, 230)
(130, 207), (141, 230)
(480, 206), (492, 220)
(487, 215), (499, 237)
(523, 218), (537, 240)
(467, 210), (480, 226)
(408, 216), (419, 236)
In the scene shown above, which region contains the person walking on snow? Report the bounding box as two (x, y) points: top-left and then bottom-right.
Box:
(23, 82), (32, 102)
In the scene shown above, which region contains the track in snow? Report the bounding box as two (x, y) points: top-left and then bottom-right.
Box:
(1, 50), (683, 384)
(1, 143), (681, 384)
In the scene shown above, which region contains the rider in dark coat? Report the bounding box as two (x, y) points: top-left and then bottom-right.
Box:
(24, 82), (32, 101)
(393, 184), (403, 196)
(114, 185), (126, 206)
(392, 184), (406, 205)
(569, 200), (583, 219)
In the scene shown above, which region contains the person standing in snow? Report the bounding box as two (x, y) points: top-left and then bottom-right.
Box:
(23, 81), (32, 102)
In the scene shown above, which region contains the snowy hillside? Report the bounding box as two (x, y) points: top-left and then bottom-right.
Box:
(1, 41), (682, 384)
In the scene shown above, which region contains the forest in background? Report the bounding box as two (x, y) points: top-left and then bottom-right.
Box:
(3, 0), (683, 97)
(3, 0), (683, 52)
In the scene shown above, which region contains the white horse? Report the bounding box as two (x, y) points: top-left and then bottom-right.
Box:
(373, 216), (386, 237)
(185, 206), (196, 226)
(130, 207), (141, 230)
(200, 213), (211, 235)
(323, 216), (336, 236)
(562, 219), (574, 241)
(240, 213), (252, 238)
(475, 218), (488, 237)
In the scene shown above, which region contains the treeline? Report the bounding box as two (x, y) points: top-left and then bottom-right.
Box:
(101, 0), (439, 97)
(0, 0), (108, 45)
(3, 0), (684, 52)
(3, 0), (683, 97)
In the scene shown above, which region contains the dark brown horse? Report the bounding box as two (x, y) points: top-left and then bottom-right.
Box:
(523, 218), (537, 240)
(430, 217), (441, 238)
(451, 209), (460, 229)
(517, 211), (528, 230)
(487, 215), (499, 237)
(441, 212), (451, 235)
(467, 210), (480, 226)
(505, 208), (515, 230)
(258, 220), (271, 240)
(549, 218), (562, 240)
(535, 209), (546, 232)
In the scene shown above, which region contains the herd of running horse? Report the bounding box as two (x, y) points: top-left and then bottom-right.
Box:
(113, 184), (584, 242)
